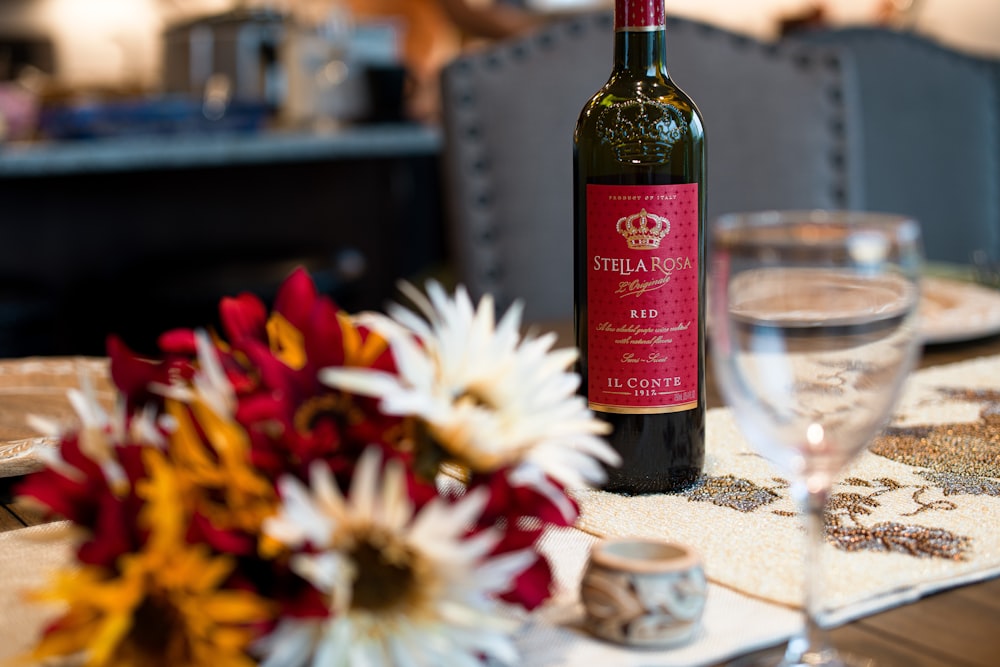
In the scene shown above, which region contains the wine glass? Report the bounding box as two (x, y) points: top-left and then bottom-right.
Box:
(709, 210), (923, 666)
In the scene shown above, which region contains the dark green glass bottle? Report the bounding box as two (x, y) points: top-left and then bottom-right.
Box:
(573, 0), (706, 494)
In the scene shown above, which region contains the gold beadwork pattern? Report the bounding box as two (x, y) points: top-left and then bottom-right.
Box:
(871, 387), (1000, 479)
(826, 521), (970, 559)
(916, 470), (1000, 496)
(681, 379), (1000, 563)
(680, 472), (974, 561)
(828, 478), (968, 559)
(680, 475), (781, 513)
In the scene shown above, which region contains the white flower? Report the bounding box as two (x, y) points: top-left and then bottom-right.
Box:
(259, 447), (536, 667)
(154, 330), (236, 418)
(321, 282), (618, 497)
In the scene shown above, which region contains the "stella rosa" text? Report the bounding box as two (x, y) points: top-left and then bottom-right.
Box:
(592, 255), (693, 275)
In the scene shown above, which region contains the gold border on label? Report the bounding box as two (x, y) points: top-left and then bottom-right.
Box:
(590, 401), (698, 415)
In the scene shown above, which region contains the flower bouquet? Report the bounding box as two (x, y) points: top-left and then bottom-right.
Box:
(15, 268), (618, 667)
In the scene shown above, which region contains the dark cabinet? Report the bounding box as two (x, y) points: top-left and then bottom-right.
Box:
(0, 125), (445, 356)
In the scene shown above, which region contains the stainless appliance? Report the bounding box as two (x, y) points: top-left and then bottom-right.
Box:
(163, 7), (286, 109)
(164, 6), (405, 125)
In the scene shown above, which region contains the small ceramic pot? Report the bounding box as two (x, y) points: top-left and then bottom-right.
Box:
(580, 538), (707, 647)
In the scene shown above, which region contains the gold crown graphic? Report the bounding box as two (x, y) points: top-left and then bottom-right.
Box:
(616, 209), (670, 250)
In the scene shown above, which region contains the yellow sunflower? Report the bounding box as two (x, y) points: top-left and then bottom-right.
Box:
(158, 332), (279, 539)
(29, 448), (274, 667)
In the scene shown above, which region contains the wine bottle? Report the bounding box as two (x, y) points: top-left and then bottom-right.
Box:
(573, 0), (706, 494)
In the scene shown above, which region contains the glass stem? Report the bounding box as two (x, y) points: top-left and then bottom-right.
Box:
(784, 484), (838, 666)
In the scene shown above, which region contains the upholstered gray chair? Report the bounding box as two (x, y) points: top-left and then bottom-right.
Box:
(789, 27), (1000, 265)
(440, 12), (858, 321)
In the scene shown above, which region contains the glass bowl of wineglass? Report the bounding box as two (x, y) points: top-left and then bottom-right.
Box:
(709, 210), (923, 667)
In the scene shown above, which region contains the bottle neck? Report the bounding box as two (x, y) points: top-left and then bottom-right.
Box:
(613, 0), (668, 77)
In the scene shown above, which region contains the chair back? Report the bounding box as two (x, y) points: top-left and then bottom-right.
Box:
(440, 12), (858, 321)
(790, 27), (1000, 265)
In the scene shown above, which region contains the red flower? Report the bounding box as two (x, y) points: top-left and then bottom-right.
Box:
(16, 437), (149, 568)
(107, 335), (195, 413)
(454, 468), (574, 610)
(212, 268), (403, 482)
(108, 268), (402, 485)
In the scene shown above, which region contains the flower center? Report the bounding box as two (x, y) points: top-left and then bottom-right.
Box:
(456, 385), (497, 411)
(412, 420), (452, 482)
(349, 528), (428, 614)
(410, 385), (511, 479)
(125, 591), (193, 665)
(293, 393), (354, 434)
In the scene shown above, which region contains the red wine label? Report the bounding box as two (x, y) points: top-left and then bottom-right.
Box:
(615, 0), (666, 30)
(586, 183), (699, 414)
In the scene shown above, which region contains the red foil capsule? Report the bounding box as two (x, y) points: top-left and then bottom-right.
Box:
(615, 0), (666, 30)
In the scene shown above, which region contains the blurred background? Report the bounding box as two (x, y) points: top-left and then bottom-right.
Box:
(0, 0), (996, 357)
(1, 1), (996, 97)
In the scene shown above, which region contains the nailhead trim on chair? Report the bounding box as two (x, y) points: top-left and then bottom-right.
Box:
(443, 15), (619, 305)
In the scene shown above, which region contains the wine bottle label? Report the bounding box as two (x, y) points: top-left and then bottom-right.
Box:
(586, 183), (699, 414)
(616, 0), (665, 30)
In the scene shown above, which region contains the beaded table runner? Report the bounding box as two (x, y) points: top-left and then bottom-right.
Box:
(573, 355), (1000, 623)
(0, 522), (75, 665)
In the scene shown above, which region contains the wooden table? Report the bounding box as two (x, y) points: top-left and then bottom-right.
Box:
(2, 335), (1000, 667)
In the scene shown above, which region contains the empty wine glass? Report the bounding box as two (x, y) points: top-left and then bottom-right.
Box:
(710, 210), (923, 667)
